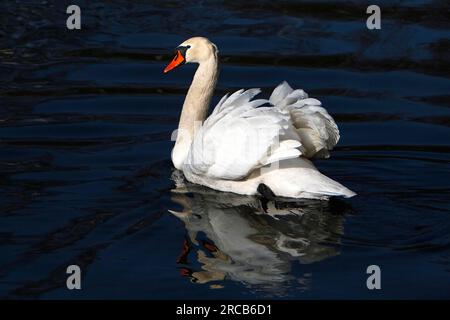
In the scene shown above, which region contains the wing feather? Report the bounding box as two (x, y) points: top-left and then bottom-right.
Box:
(272, 82), (340, 158)
(186, 88), (302, 180)
(184, 81), (340, 180)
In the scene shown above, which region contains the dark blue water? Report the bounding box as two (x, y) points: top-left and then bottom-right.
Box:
(0, 0), (449, 299)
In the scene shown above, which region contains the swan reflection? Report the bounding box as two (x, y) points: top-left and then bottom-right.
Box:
(169, 172), (348, 293)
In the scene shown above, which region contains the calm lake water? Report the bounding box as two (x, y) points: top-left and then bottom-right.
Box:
(0, 0), (449, 299)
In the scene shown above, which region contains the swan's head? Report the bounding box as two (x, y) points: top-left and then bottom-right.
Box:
(164, 37), (217, 73)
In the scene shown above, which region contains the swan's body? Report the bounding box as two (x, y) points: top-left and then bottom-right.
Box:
(165, 37), (356, 200)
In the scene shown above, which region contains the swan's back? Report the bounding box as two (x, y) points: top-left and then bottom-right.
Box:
(184, 81), (341, 181)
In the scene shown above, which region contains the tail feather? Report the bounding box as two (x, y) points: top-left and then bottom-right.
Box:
(262, 158), (356, 200)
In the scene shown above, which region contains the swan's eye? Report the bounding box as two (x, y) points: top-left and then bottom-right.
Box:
(176, 45), (191, 58)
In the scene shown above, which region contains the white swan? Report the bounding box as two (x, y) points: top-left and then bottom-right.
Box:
(164, 37), (356, 200)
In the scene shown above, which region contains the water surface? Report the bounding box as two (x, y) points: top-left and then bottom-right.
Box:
(0, 0), (449, 299)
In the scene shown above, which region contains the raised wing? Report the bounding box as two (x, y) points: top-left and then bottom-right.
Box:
(185, 88), (303, 180)
(270, 81), (340, 158)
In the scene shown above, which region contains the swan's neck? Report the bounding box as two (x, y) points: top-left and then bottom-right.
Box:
(172, 55), (219, 169)
(179, 56), (219, 135)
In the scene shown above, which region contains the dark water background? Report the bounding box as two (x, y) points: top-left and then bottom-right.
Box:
(0, 0), (449, 299)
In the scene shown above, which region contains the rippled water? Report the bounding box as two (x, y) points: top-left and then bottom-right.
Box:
(0, 0), (449, 299)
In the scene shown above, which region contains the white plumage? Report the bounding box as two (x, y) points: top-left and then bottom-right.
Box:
(186, 87), (302, 180)
(165, 37), (356, 200)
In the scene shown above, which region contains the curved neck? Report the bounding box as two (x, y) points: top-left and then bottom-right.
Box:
(172, 54), (219, 170)
(178, 56), (219, 137)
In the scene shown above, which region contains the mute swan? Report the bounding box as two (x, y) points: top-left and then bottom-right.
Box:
(164, 37), (356, 200)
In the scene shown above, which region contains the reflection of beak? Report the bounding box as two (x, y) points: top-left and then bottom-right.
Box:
(164, 50), (185, 73)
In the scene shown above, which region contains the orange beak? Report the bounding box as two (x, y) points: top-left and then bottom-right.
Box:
(164, 50), (185, 73)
